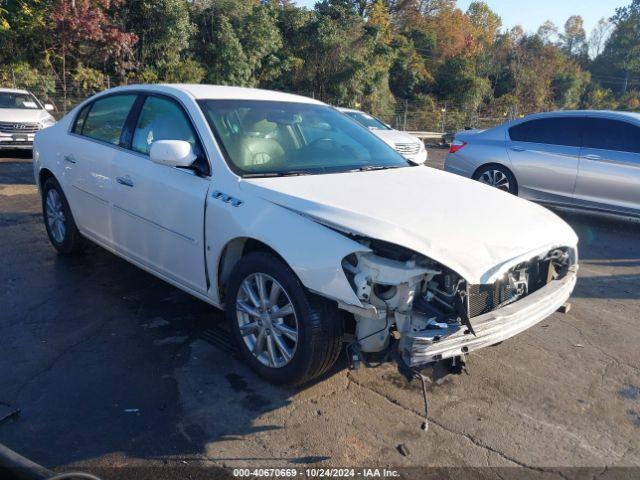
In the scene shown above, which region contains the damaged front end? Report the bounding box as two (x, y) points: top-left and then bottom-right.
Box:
(339, 238), (578, 369)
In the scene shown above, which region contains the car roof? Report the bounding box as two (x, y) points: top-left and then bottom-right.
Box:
(522, 110), (640, 122)
(101, 84), (325, 105)
(337, 107), (362, 113)
(0, 88), (31, 95)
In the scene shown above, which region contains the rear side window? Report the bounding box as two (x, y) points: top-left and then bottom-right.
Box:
(132, 96), (196, 155)
(583, 118), (640, 153)
(81, 95), (137, 145)
(72, 104), (91, 134)
(509, 117), (583, 147)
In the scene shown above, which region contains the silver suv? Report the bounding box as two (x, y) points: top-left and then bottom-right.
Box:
(444, 110), (640, 217)
(0, 88), (56, 150)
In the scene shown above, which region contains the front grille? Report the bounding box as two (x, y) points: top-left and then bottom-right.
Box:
(0, 122), (41, 134)
(468, 281), (519, 318)
(467, 248), (570, 318)
(394, 142), (421, 156)
(0, 140), (34, 146)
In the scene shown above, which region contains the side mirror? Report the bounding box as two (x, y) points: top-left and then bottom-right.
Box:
(44, 104), (54, 111)
(150, 140), (197, 168)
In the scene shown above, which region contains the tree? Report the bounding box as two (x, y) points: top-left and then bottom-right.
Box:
(49, 0), (138, 111)
(203, 15), (251, 86)
(588, 18), (612, 58)
(466, 1), (501, 49)
(240, 4), (286, 85)
(0, 0), (54, 66)
(436, 55), (491, 112)
(124, 0), (196, 79)
(537, 20), (559, 45)
(599, 0), (640, 94)
(561, 15), (587, 58)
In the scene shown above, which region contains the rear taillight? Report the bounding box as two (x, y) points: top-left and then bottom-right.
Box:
(449, 139), (467, 154)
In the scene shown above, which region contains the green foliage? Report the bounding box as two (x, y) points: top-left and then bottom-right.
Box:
(436, 56), (491, 111)
(0, 62), (55, 95)
(125, 0), (195, 78)
(2, 0), (639, 125)
(72, 65), (106, 95)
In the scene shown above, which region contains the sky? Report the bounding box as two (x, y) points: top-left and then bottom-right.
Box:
(295, 0), (629, 35)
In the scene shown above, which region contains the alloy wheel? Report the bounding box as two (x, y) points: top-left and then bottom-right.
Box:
(478, 169), (510, 191)
(45, 189), (66, 243)
(236, 273), (299, 368)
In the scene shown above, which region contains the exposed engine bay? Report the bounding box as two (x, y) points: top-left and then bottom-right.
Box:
(340, 237), (576, 369)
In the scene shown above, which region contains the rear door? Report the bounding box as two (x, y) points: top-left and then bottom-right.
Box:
(64, 94), (138, 245)
(109, 93), (211, 293)
(506, 116), (584, 203)
(575, 117), (640, 214)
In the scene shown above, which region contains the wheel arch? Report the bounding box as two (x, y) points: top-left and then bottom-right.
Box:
(38, 168), (55, 191)
(216, 236), (290, 305)
(472, 162), (519, 193)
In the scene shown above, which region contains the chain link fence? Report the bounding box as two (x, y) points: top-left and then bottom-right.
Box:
(2, 70), (514, 133)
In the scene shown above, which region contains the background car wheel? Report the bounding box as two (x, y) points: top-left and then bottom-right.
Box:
(474, 165), (518, 194)
(226, 252), (344, 385)
(42, 177), (84, 255)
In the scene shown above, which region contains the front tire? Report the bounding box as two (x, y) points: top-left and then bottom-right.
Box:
(226, 252), (343, 385)
(473, 164), (518, 194)
(42, 177), (84, 255)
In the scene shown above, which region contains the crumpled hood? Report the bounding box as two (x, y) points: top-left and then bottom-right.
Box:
(0, 109), (53, 124)
(371, 129), (422, 147)
(240, 166), (578, 284)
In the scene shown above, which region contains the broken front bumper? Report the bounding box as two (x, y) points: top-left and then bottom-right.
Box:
(404, 269), (577, 367)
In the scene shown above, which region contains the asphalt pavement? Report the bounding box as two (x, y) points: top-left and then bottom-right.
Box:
(0, 148), (639, 477)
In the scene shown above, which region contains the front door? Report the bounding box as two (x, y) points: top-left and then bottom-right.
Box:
(506, 116), (584, 204)
(110, 94), (211, 293)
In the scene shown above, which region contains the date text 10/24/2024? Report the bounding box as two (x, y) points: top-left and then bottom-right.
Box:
(232, 468), (401, 478)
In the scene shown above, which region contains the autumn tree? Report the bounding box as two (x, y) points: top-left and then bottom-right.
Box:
(562, 15), (587, 58)
(49, 0), (138, 110)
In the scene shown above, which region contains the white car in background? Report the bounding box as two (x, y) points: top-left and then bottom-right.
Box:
(33, 84), (577, 386)
(0, 88), (56, 150)
(338, 107), (427, 164)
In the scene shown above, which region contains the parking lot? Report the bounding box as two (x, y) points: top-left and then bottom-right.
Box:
(1, 147), (639, 475)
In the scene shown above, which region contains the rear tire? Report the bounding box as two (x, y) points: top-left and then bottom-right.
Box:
(473, 164), (518, 195)
(226, 252), (343, 385)
(42, 177), (84, 255)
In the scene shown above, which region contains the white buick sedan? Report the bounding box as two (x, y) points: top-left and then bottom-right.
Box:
(33, 84), (578, 385)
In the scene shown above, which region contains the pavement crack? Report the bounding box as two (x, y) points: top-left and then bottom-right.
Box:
(346, 373), (566, 476)
(557, 317), (640, 374)
(11, 320), (110, 403)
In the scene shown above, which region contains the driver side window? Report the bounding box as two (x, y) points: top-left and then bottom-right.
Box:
(132, 96), (196, 155)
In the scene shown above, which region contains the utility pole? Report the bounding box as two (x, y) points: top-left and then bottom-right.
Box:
(403, 99), (408, 131)
(441, 104), (447, 133)
(11, 69), (16, 89)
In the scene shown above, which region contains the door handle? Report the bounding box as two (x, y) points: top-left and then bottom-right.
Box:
(64, 155), (76, 164)
(510, 145), (525, 152)
(583, 154), (601, 161)
(116, 176), (134, 187)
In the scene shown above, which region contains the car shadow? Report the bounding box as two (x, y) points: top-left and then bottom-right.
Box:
(0, 239), (337, 468)
(551, 208), (640, 299)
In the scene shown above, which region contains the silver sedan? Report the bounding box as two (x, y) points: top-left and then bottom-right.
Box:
(444, 110), (640, 217)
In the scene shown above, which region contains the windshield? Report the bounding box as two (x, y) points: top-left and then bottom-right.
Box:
(198, 100), (409, 176)
(0, 92), (41, 110)
(345, 111), (391, 131)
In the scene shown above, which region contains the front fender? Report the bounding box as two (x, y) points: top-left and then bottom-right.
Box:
(205, 193), (368, 307)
